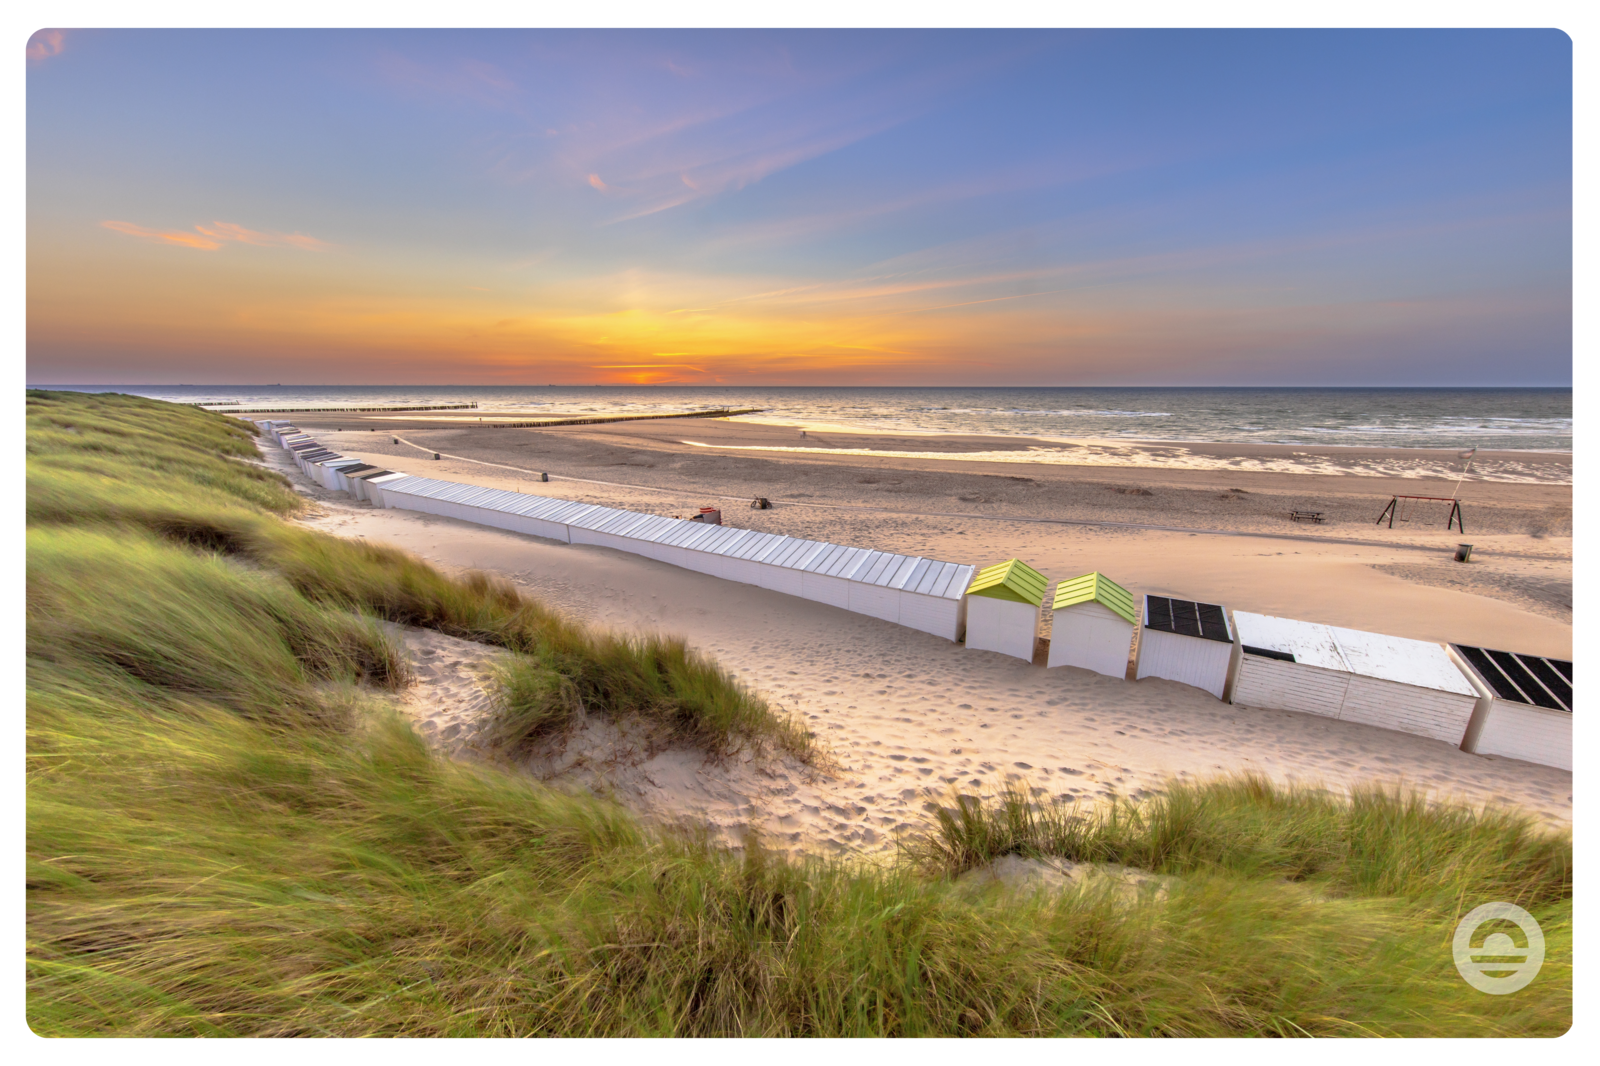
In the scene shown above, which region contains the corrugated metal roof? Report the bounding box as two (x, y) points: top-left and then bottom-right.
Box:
(733, 533), (772, 560)
(886, 557), (923, 589)
(843, 547), (878, 579)
(824, 546), (868, 578)
(629, 515), (679, 541)
(1052, 572), (1136, 623)
(967, 559), (1048, 606)
(342, 470), (972, 601)
(791, 541), (832, 571)
(858, 551), (892, 585)
(887, 556), (923, 590)
(921, 561), (955, 598)
(710, 528), (756, 556)
(751, 535), (796, 564)
(900, 558), (934, 593)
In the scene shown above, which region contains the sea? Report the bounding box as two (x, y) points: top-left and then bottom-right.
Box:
(53, 385), (1572, 453)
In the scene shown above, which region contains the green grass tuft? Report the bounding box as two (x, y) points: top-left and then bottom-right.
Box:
(907, 775), (1570, 912)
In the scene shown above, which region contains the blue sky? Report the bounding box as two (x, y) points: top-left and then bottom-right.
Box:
(26, 28), (1572, 385)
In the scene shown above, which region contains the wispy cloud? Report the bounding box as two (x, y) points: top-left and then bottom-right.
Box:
(486, 39), (1014, 224)
(194, 222), (330, 250)
(27, 29), (65, 63)
(102, 220), (330, 252)
(100, 221), (222, 250)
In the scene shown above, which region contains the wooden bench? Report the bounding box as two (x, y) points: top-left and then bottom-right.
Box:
(1288, 510), (1325, 523)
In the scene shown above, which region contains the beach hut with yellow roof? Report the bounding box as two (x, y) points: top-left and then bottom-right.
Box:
(1048, 572), (1138, 678)
(963, 559), (1047, 661)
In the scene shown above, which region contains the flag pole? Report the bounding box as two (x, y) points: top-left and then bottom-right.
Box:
(1449, 447), (1476, 500)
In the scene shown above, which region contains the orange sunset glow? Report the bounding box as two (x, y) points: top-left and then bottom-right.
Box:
(27, 29), (1571, 385)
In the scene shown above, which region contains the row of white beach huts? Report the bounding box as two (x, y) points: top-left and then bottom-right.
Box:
(260, 420), (1572, 772)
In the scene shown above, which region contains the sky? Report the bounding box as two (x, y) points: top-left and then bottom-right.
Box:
(25, 28), (1572, 386)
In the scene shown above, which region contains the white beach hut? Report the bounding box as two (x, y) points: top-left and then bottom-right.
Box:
(316, 458), (366, 491)
(963, 559), (1046, 661)
(1133, 595), (1234, 698)
(326, 462), (378, 492)
(360, 472), (414, 509)
(1448, 644), (1572, 770)
(345, 467), (397, 502)
(280, 433), (976, 641)
(1229, 612), (1478, 745)
(1047, 572), (1138, 679)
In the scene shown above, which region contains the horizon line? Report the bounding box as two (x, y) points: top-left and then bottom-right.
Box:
(27, 383), (1575, 390)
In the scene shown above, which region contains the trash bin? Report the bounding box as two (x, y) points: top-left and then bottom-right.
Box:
(1454, 543), (1473, 563)
(540, 472), (549, 482)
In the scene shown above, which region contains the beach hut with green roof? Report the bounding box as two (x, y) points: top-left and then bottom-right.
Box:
(963, 559), (1047, 661)
(1048, 572), (1138, 678)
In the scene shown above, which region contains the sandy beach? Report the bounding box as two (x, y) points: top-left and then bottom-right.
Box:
(262, 414), (1572, 857)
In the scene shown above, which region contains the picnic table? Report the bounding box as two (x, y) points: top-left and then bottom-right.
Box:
(1288, 510), (1325, 523)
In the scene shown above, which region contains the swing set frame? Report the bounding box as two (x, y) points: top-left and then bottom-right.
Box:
(1375, 495), (1464, 533)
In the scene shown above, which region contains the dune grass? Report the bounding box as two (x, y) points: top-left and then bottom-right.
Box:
(24, 389), (809, 761)
(27, 390), (303, 517)
(26, 391), (1572, 1036)
(907, 776), (1571, 912)
(28, 700), (1572, 1037)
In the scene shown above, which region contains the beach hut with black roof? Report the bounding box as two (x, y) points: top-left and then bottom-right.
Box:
(1448, 644), (1572, 770)
(963, 559), (1047, 661)
(1134, 594), (1234, 698)
(316, 457), (365, 491)
(1229, 612), (1478, 745)
(346, 467), (397, 502)
(1048, 572), (1137, 678)
(327, 462), (378, 492)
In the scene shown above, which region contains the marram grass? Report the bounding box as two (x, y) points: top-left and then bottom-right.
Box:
(26, 390), (1571, 1036)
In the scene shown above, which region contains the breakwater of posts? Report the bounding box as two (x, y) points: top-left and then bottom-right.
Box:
(485, 408), (762, 428)
(201, 402), (480, 413)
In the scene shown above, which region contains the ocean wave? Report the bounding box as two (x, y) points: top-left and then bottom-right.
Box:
(113, 385), (1571, 452)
